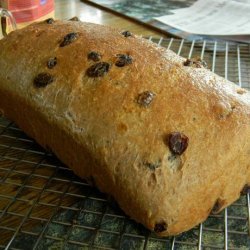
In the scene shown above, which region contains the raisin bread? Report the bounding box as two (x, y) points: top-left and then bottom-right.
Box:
(0, 20), (249, 236)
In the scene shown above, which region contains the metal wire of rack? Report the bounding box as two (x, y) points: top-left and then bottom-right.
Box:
(0, 38), (250, 250)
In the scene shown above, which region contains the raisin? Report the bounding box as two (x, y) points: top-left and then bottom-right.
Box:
(211, 199), (225, 214)
(69, 16), (79, 21)
(183, 59), (192, 66)
(121, 30), (132, 37)
(115, 54), (133, 67)
(184, 58), (207, 68)
(47, 57), (57, 69)
(46, 18), (54, 24)
(241, 184), (250, 195)
(88, 51), (102, 62)
(34, 73), (54, 88)
(212, 201), (220, 214)
(154, 222), (167, 233)
(168, 132), (189, 155)
(60, 32), (79, 47)
(137, 91), (155, 107)
(86, 62), (111, 77)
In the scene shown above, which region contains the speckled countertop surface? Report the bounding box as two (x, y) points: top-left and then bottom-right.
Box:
(86, 0), (196, 22)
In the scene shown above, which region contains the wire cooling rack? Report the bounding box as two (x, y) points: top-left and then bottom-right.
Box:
(0, 38), (250, 250)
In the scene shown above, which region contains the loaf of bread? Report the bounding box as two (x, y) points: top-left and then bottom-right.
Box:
(0, 19), (249, 236)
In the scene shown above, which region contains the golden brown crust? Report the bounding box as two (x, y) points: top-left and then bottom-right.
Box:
(0, 20), (249, 236)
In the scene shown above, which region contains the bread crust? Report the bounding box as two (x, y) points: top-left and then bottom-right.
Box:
(0, 20), (249, 236)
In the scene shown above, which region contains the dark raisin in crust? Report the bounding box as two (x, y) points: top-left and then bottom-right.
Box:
(86, 62), (111, 77)
(121, 30), (132, 37)
(115, 54), (133, 67)
(212, 200), (222, 214)
(154, 222), (167, 233)
(69, 16), (79, 21)
(60, 33), (79, 47)
(241, 184), (250, 195)
(88, 51), (102, 62)
(34, 73), (54, 88)
(47, 57), (57, 69)
(212, 201), (219, 214)
(137, 91), (155, 107)
(45, 18), (54, 24)
(184, 58), (207, 68)
(168, 132), (189, 155)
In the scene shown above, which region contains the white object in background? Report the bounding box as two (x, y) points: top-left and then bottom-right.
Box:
(0, 8), (16, 39)
(155, 0), (250, 36)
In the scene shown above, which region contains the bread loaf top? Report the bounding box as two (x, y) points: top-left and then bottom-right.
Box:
(0, 20), (249, 236)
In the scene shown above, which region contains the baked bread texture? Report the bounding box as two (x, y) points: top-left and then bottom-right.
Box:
(0, 19), (249, 236)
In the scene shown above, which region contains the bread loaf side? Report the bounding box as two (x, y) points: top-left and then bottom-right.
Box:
(0, 20), (249, 236)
